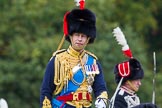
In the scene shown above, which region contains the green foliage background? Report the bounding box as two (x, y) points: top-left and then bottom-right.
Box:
(0, 0), (162, 108)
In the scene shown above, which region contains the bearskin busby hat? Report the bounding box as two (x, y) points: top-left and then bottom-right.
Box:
(64, 8), (96, 44)
(114, 58), (144, 84)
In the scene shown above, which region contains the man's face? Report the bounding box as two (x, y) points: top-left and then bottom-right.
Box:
(70, 33), (89, 52)
(125, 79), (142, 92)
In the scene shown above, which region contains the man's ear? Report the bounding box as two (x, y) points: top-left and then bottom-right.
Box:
(86, 37), (90, 44)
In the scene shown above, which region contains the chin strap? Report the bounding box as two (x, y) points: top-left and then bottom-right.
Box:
(57, 35), (65, 50)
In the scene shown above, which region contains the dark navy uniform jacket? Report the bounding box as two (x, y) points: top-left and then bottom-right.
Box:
(113, 87), (140, 108)
(40, 51), (108, 108)
(111, 87), (157, 108)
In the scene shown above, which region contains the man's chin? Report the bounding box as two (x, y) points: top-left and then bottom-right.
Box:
(73, 46), (83, 51)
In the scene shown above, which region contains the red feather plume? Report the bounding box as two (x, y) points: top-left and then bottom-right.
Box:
(63, 12), (70, 36)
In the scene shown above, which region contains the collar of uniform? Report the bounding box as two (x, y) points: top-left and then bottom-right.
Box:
(121, 86), (135, 95)
(67, 45), (85, 58)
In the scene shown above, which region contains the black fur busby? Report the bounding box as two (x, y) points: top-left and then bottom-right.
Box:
(114, 58), (144, 84)
(65, 8), (96, 44)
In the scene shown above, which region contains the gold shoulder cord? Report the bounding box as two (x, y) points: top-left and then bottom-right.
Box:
(54, 52), (66, 95)
(52, 50), (64, 95)
(85, 50), (98, 60)
(53, 51), (78, 95)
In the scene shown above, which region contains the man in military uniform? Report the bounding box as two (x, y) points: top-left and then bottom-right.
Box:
(109, 58), (157, 108)
(40, 5), (108, 108)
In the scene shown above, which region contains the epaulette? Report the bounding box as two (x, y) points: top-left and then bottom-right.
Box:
(52, 49), (66, 57)
(85, 50), (98, 60)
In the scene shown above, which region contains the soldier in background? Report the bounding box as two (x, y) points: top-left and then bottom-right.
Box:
(109, 58), (157, 108)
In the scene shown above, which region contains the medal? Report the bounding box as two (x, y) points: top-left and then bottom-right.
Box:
(87, 74), (94, 85)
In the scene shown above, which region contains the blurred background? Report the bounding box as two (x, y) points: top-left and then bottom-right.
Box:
(0, 0), (161, 108)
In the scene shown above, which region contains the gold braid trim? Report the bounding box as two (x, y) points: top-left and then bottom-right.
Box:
(97, 91), (109, 105)
(52, 49), (66, 56)
(85, 50), (98, 60)
(52, 49), (67, 93)
(97, 91), (108, 99)
(53, 46), (97, 95)
(66, 80), (92, 107)
(53, 49), (81, 95)
(54, 52), (68, 95)
(42, 96), (52, 108)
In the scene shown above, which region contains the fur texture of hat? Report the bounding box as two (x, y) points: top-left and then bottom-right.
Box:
(65, 8), (96, 44)
(114, 58), (144, 84)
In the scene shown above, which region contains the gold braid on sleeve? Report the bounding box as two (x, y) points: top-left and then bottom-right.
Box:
(54, 54), (64, 95)
(53, 52), (73, 95)
(97, 91), (109, 105)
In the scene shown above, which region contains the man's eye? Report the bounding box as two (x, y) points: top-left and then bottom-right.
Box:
(74, 33), (79, 36)
(82, 35), (86, 37)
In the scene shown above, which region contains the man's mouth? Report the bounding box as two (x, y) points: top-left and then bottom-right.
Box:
(76, 43), (83, 45)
